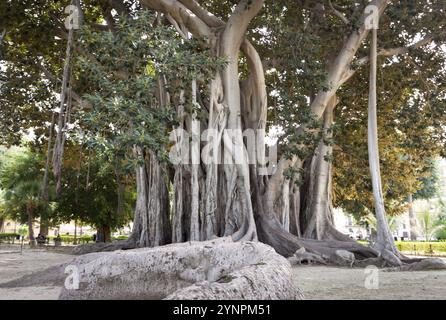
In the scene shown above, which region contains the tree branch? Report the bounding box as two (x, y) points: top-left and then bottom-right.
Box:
(178, 0), (223, 28)
(37, 59), (91, 110)
(269, 0), (389, 191)
(341, 31), (445, 85)
(139, 0), (212, 39)
(108, 0), (130, 16)
(328, 0), (349, 24)
(357, 32), (444, 66)
(221, 0), (265, 56)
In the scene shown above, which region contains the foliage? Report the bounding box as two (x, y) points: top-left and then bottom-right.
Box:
(333, 58), (446, 218)
(0, 1), (445, 233)
(394, 241), (446, 254)
(54, 149), (134, 231)
(0, 148), (51, 224)
(76, 11), (226, 166)
(435, 209), (446, 240)
(47, 234), (94, 245)
(45, 234), (129, 244)
(0, 233), (20, 242)
(418, 206), (444, 241)
(358, 240), (446, 254)
(436, 228), (446, 240)
(359, 213), (399, 241)
(414, 159), (440, 200)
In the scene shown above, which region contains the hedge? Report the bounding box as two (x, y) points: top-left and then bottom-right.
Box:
(46, 234), (129, 244)
(358, 240), (446, 254)
(47, 235), (95, 244)
(0, 233), (20, 243)
(0, 233), (130, 245)
(395, 241), (446, 254)
(113, 235), (129, 241)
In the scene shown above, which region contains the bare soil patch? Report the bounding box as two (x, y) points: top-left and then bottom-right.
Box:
(292, 261), (446, 300)
(0, 247), (73, 300)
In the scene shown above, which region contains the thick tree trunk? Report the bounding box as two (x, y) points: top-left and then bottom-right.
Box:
(39, 223), (49, 238)
(299, 98), (353, 242)
(96, 225), (111, 243)
(26, 203), (35, 242)
(74, 220), (78, 245)
(130, 151), (171, 247)
(289, 183), (301, 237)
(52, 241), (304, 300)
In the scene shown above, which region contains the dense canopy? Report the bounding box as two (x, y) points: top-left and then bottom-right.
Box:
(0, 0), (445, 267)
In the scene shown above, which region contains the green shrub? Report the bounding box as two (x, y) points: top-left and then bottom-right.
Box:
(357, 240), (446, 254)
(47, 235), (94, 244)
(0, 233), (20, 242)
(395, 241), (446, 254)
(435, 229), (446, 241)
(45, 234), (129, 244)
(113, 235), (129, 241)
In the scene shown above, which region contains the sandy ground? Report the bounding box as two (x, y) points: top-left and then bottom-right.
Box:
(292, 261), (446, 300)
(1, 247), (446, 300)
(0, 247), (73, 300)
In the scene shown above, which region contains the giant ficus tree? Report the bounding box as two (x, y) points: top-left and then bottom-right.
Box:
(1, 0), (445, 266)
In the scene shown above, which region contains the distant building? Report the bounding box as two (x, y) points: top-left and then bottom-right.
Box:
(333, 208), (369, 240)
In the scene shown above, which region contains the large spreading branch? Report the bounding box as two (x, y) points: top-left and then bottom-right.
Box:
(269, 0), (390, 190)
(139, 0), (212, 39)
(221, 0), (265, 57)
(370, 33), (442, 58)
(178, 0), (223, 28)
(341, 31), (446, 82)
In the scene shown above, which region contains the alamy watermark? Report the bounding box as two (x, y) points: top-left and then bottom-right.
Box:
(364, 4), (380, 30)
(64, 265), (80, 290)
(168, 125), (278, 175)
(64, 4), (80, 30)
(364, 265), (379, 289)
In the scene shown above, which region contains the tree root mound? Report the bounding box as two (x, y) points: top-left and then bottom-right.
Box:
(1, 239), (303, 300)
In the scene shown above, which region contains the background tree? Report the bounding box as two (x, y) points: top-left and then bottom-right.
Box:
(54, 146), (135, 242)
(418, 205), (443, 241)
(0, 149), (51, 242)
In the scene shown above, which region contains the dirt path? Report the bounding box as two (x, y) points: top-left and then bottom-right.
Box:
(0, 248), (73, 300)
(1, 247), (446, 300)
(291, 263), (446, 299)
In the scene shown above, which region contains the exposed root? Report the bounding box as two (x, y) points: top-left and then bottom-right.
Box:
(384, 257), (446, 272)
(257, 213), (378, 262)
(288, 247), (327, 265)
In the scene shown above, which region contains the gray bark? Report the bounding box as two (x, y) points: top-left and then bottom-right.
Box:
(60, 239), (303, 300)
